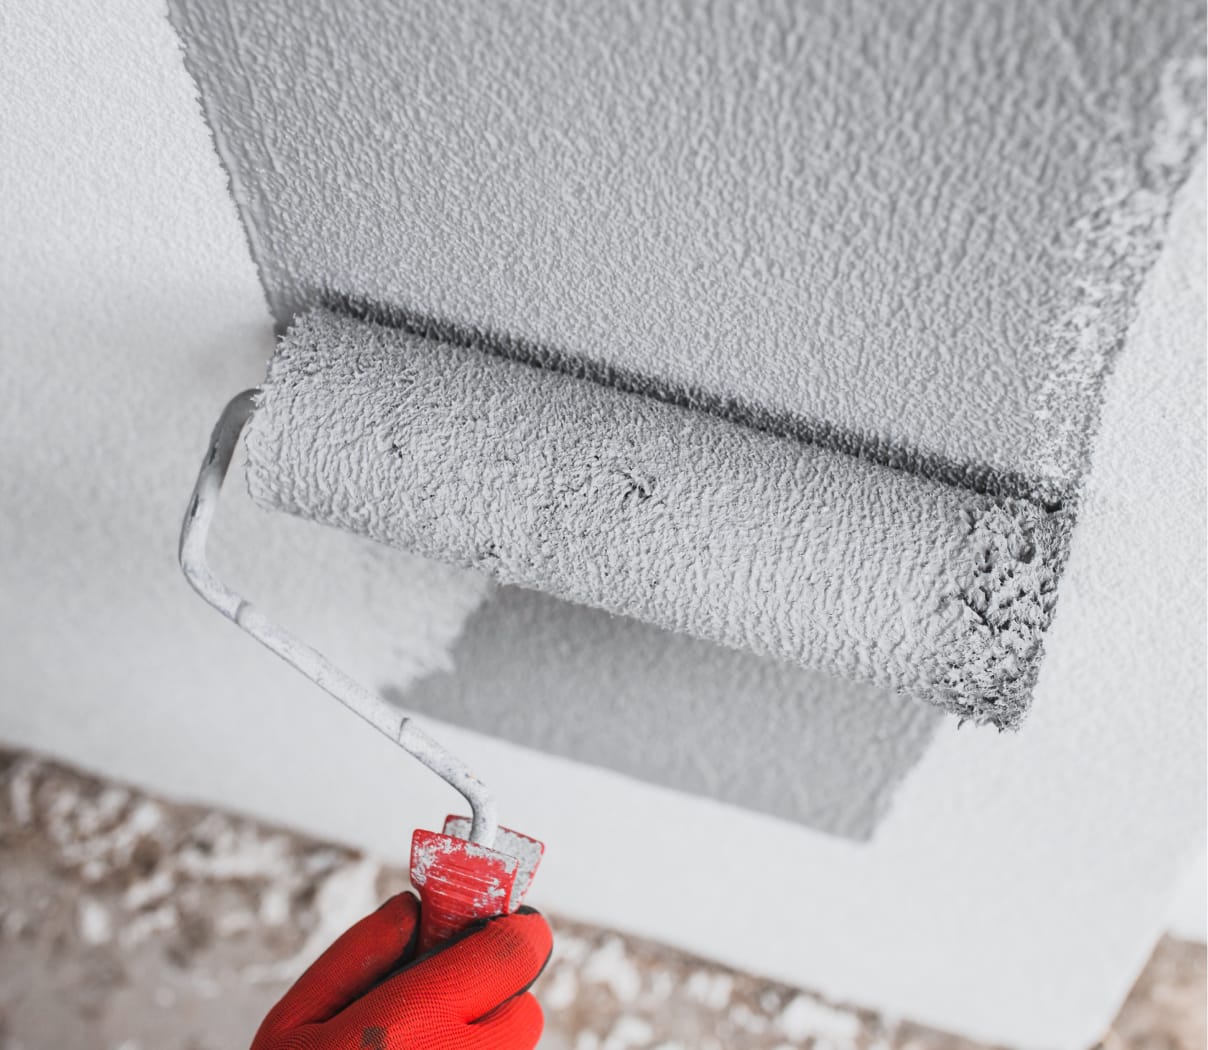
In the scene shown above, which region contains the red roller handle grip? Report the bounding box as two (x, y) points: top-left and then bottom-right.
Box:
(410, 817), (544, 954)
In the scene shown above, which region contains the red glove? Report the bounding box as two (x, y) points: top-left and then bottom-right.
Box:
(250, 892), (552, 1050)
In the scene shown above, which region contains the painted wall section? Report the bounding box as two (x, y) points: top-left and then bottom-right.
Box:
(396, 588), (940, 839)
(1, 2), (1204, 1048)
(166, 0), (1203, 731)
(0, 0), (941, 892)
(170, 0), (1204, 507)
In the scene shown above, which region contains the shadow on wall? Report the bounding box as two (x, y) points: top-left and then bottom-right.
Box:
(386, 586), (943, 841)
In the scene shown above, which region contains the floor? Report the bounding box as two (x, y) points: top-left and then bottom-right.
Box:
(0, 748), (1202, 1050)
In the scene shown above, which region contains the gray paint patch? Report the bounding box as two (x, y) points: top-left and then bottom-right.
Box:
(169, 0), (1204, 505)
(389, 586), (943, 839)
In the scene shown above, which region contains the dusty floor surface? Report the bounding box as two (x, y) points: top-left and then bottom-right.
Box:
(0, 749), (1202, 1050)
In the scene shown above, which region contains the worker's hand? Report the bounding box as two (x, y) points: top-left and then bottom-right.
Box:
(250, 892), (552, 1050)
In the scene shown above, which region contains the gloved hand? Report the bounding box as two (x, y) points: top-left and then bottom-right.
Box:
(250, 892), (552, 1050)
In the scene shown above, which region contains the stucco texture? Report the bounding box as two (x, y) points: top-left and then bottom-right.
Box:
(2, 1), (1204, 1044)
(168, 0), (1204, 731)
(0, 0), (490, 851)
(392, 587), (939, 838)
(171, 0), (1203, 506)
(0, 0), (940, 843)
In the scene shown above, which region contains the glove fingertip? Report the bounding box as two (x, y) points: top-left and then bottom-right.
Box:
(490, 908), (554, 974)
(377, 890), (420, 922)
(471, 992), (545, 1049)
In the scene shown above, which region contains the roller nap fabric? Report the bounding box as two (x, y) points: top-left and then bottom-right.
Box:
(245, 309), (1069, 727)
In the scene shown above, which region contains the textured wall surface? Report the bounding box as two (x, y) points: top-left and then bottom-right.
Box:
(0, 0), (491, 845)
(0, 0), (501, 692)
(0, 0), (942, 850)
(394, 587), (940, 838)
(171, 0), (1203, 507)
(167, 0), (1204, 731)
(2, 0), (1204, 1046)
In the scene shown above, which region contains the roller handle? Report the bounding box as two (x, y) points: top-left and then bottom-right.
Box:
(411, 829), (519, 953)
(409, 820), (544, 955)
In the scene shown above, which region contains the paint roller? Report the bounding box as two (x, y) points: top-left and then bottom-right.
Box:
(181, 305), (1066, 937)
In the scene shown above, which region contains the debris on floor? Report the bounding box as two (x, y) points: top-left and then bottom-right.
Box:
(0, 749), (1201, 1050)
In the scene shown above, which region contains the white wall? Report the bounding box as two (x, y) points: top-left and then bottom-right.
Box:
(1, 2), (1203, 1048)
(1168, 848), (1207, 943)
(0, 0), (494, 760)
